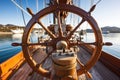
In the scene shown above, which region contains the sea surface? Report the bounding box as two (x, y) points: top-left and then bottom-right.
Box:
(0, 33), (120, 63)
(82, 33), (120, 59)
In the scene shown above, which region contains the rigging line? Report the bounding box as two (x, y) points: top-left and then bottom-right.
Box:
(26, 0), (29, 7)
(85, 22), (88, 42)
(36, 0), (42, 42)
(85, 0), (95, 42)
(78, 0), (80, 5)
(78, 0), (81, 8)
(19, 0), (26, 26)
(43, 0), (46, 8)
(77, 0), (81, 24)
(72, 0), (76, 26)
(86, 0), (95, 40)
(48, 0), (51, 23)
(90, 0), (102, 8)
(36, 0), (39, 12)
(70, 13), (73, 26)
(49, 13), (51, 23)
(96, 0), (102, 5)
(91, 0), (94, 7)
(15, 1), (19, 23)
(11, 0), (31, 16)
(73, 0), (76, 6)
(36, 0), (40, 37)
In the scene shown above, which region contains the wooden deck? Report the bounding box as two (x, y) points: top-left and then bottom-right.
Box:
(8, 47), (120, 80)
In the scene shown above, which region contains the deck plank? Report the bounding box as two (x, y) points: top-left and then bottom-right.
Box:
(9, 62), (32, 80)
(9, 47), (120, 80)
(78, 47), (120, 80)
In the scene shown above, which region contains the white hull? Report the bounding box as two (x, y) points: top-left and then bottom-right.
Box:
(11, 29), (23, 34)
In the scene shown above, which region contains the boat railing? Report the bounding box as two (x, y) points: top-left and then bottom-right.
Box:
(0, 51), (25, 80)
(81, 45), (120, 77)
(0, 45), (41, 80)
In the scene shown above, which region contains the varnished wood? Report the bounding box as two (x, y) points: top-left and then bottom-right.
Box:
(82, 45), (120, 77)
(0, 51), (24, 80)
(8, 47), (120, 80)
(22, 4), (103, 78)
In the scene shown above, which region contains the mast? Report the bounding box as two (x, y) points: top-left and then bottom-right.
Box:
(49, 0), (72, 24)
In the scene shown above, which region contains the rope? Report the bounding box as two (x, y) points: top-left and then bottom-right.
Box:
(26, 0), (29, 7)
(19, 0), (26, 26)
(53, 61), (77, 70)
(14, 0), (20, 25)
(36, 0), (39, 12)
(11, 0), (30, 16)
(91, 0), (102, 6)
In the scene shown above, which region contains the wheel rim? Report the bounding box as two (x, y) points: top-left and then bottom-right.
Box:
(22, 4), (103, 78)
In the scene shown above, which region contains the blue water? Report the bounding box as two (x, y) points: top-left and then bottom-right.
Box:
(0, 33), (120, 63)
(0, 34), (22, 63)
(0, 33), (41, 63)
(82, 33), (120, 59)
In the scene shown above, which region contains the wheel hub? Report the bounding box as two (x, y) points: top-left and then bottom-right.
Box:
(56, 40), (68, 50)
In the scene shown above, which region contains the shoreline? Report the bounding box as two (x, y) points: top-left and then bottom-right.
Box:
(0, 32), (12, 34)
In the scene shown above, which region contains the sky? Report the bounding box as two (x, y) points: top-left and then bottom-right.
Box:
(92, 0), (120, 27)
(0, 0), (120, 28)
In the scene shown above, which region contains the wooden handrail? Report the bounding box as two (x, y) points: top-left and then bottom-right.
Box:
(0, 51), (25, 80)
(82, 45), (120, 76)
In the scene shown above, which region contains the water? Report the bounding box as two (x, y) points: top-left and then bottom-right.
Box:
(102, 33), (120, 59)
(0, 34), (22, 63)
(82, 33), (120, 59)
(0, 33), (120, 63)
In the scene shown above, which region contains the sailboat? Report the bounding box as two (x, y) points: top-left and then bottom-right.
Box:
(0, 0), (120, 80)
(11, 29), (23, 34)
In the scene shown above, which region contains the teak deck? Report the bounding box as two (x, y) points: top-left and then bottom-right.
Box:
(6, 47), (120, 80)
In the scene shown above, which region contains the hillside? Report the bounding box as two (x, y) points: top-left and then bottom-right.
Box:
(0, 24), (120, 33)
(86, 26), (120, 33)
(0, 24), (24, 32)
(101, 26), (120, 33)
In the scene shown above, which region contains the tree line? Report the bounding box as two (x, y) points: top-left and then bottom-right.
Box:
(0, 24), (24, 32)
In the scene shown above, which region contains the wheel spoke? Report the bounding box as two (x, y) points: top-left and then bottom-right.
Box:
(12, 42), (52, 46)
(36, 49), (55, 68)
(68, 18), (85, 39)
(78, 42), (96, 45)
(37, 21), (56, 39)
(70, 41), (96, 47)
(76, 58), (92, 78)
(57, 11), (63, 37)
(27, 42), (48, 46)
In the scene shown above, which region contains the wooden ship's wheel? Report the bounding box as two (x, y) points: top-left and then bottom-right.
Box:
(12, 0), (112, 80)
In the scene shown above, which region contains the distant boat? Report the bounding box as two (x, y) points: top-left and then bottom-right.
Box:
(102, 31), (110, 34)
(12, 34), (22, 40)
(11, 29), (23, 34)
